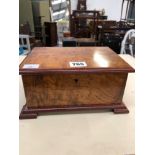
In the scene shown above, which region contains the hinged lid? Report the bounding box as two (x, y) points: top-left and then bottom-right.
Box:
(19, 47), (135, 75)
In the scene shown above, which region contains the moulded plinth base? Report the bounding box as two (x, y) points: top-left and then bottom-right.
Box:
(19, 102), (129, 119)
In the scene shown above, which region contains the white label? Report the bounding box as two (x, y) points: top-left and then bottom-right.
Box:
(69, 61), (87, 67)
(23, 64), (40, 69)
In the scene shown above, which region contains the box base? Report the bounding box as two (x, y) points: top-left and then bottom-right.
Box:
(19, 103), (129, 119)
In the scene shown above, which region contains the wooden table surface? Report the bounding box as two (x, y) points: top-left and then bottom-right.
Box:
(19, 47), (134, 74)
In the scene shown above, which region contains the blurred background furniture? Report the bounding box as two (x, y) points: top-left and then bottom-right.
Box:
(76, 38), (98, 46)
(44, 22), (58, 46)
(120, 29), (135, 57)
(63, 31), (71, 37)
(33, 16), (44, 41)
(77, 0), (87, 10)
(70, 10), (100, 38)
(19, 34), (31, 54)
(62, 37), (77, 47)
(19, 22), (42, 50)
(97, 21), (135, 53)
(62, 37), (98, 47)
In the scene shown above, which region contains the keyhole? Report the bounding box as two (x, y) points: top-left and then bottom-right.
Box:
(74, 79), (78, 83)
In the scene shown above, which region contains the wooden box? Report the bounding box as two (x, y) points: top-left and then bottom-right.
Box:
(19, 47), (134, 119)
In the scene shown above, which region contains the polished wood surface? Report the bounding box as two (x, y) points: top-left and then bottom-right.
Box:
(19, 102), (129, 119)
(22, 73), (127, 108)
(19, 47), (134, 74)
(19, 47), (134, 119)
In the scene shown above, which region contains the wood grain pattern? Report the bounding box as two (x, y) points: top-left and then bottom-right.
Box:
(19, 47), (135, 74)
(22, 73), (127, 108)
(19, 47), (134, 119)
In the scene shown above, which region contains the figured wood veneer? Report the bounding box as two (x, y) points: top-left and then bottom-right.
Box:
(19, 47), (134, 74)
(22, 73), (127, 108)
(19, 47), (134, 119)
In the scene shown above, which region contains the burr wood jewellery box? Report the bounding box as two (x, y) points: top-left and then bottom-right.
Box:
(19, 47), (135, 119)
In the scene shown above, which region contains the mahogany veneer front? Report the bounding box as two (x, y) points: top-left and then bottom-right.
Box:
(19, 47), (134, 119)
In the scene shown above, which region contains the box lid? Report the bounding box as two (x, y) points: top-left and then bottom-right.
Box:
(19, 47), (135, 75)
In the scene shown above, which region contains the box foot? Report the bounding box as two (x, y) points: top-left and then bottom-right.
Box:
(113, 103), (129, 114)
(19, 105), (38, 119)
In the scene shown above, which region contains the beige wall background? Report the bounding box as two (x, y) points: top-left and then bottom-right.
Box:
(19, 0), (34, 32)
(32, 0), (51, 26)
(19, 0), (51, 33)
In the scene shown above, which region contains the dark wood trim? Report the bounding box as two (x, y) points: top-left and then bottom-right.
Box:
(19, 102), (129, 119)
(19, 67), (135, 75)
(97, 27), (135, 31)
(113, 107), (129, 114)
(72, 10), (99, 13)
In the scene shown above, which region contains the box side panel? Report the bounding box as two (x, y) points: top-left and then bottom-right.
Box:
(22, 73), (127, 108)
